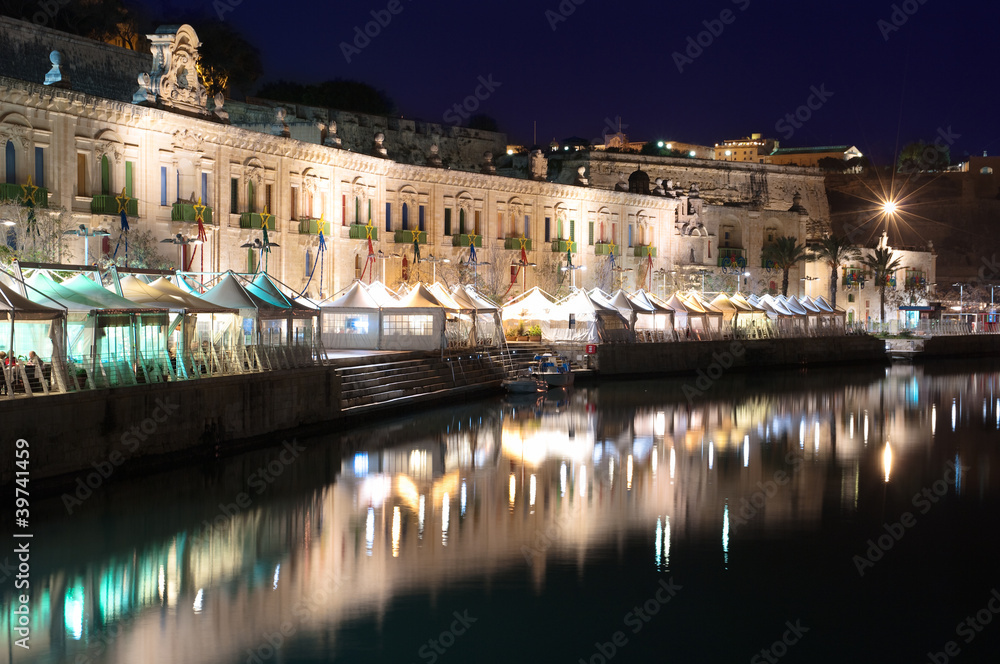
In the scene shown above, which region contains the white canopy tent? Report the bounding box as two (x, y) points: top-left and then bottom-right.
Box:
(320, 280), (381, 350)
(629, 290), (675, 333)
(382, 283), (449, 351)
(545, 289), (631, 343)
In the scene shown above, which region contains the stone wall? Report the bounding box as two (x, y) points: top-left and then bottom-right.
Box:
(921, 334), (1000, 359)
(597, 336), (886, 375)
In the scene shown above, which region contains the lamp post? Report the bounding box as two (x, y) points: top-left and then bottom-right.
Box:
(697, 268), (710, 294)
(63, 224), (111, 265)
(800, 275), (818, 297)
(952, 282), (965, 324)
(561, 263), (585, 289)
(612, 266), (633, 291)
(162, 233), (205, 270)
(742, 271), (751, 293)
(419, 254), (450, 283)
(238, 237), (278, 273)
(377, 250), (400, 284)
(517, 259), (537, 293)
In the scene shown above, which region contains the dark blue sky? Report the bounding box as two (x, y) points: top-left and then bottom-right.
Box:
(148, 0), (999, 165)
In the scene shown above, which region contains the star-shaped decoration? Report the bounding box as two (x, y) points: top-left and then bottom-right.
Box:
(365, 218), (375, 240)
(192, 197), (207, 223)
(566, 239), (576, 253)
(116, 188), (132, 215)
(20, 176), (38, 206)
(409, 229), (422, 244)
(316, 213), (326, 236)
(260, 206), (272, 230)
(608, 242), (617, 255)
(517, 234), (529, 250)
(467, 233), (479, 247)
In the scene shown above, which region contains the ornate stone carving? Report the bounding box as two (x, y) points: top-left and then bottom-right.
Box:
(481, 151), (496, 175)
(137, 25), (209, 116)
(0, 123), (31, 154)
(244, 159), (264, 187)
(426, 144), (443, 167)
(213, 93), (229, 122)
(529, 150), (547, 181)
(172, 128), (204, 153)
(95, 139), (123, 164)
(272, 108), (290, 137)
(321, 121), (341, 147)
(373, 131), (387, 157)
(574, 166), (589, 187)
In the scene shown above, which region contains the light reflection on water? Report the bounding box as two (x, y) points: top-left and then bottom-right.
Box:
(8, 361), (1000, 663)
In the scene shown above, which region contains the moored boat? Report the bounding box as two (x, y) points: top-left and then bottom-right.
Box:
(534, 353), (575, 388)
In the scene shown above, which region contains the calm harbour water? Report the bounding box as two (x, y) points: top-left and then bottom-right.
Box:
(6, 360), (1000, 664)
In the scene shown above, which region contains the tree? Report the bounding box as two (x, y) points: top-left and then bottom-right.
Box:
(0, 203), (74, 267)
(195, 20), (262, 97)
(810, 234), (860, 309)
(861, 247), (904, 324)
(761, 236), (809, 296)
(477, 241), (514, 304)
(897, 140), (950, 172)
(104, 228), (172, 269)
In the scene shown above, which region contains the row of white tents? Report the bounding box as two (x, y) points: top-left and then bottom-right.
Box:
(500, 287), (847, 343)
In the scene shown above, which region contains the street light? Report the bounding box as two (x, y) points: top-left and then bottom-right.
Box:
(800, 275), (818, 296)
(611, 265), (633, 291)
(560, 263), (586, 289)
(461, 254), (491, 288)
(162, 233), (205, 270)
(696, 268), (710, 294)
(419, 254), (450, 283)
(63, 224), (111, 265)
(742, 271), (751, 293)
(238, 237), (278, 273)
(517, 258), (537, 293)
(377, 250), (400, 283)
(953, 282), (964, 319)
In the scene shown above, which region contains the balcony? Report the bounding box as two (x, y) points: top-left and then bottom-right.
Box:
(298, 218), (331, 235)
(504, 237), (532, 251)
(91, 194), (139, 217)
(718, 247), (746, 268)
(393, 229), (425, 244)
(550, 239), (576, 253)
(594, 243), (618, 256)
(0, 182), (48, 207)
(349, 223), (378, 240)
(842, 270), (864, 286)
(634, 245), (657, 258)
(239, 213), (277, 230)
(171, 202), (212, 224)
(905, 276), (927, 289)
(451, 234), (483, 247)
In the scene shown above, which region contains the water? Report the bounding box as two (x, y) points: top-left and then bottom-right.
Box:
(6, 360), (1000, 663)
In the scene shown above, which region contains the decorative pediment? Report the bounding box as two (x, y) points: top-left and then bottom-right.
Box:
(0, 113), (32, 153)
(95, 139), (123, 164)
(172, 128), (204, 153)
(243, 157), (264, 187)
(136, 25), (209, 116)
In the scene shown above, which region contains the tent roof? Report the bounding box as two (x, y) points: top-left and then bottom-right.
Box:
(502, 286), (557, 320)
(0, 278), (65, 319)
(664, 293), (702, 314)
(779, 295), (815, 316)
(609, 289), (647, 313)
(813, 295), (846, 314)
(796, 295), (824, 314)
(428, 283), (467, 310)
(452, 285), (498, 312)
(365, 281), (399, 307)
(200, 273), (285, 316)
(122, 276), (235, 313)
(63, 274), (166, 312)
(557, 288), (622, 316)
(326, 281), (380, 309)
(684, 291), (724, 315)
(730, 292), (765, 312)
(388, 282), (447, 309)
(629, 290), (674, 315)
(759, 294), (797, 317)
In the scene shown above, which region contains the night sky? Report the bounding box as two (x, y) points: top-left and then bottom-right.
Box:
(146, 0), (998, 165)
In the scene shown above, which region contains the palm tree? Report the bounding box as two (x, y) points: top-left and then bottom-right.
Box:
(861, 247), (904, 324)
(810, 235), (860, 308)
(761, 236), (809, 296)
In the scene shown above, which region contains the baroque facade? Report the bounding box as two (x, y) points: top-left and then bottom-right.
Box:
(0, 18), (932, 316)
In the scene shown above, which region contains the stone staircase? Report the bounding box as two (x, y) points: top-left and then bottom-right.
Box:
(338, 351), (506, 410)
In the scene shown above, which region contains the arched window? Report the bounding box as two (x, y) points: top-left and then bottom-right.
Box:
(402, 203), (409, 231)
(100, 155), (111, 195)
(4, 142), (15, 184)
(981, 167), (994, 175)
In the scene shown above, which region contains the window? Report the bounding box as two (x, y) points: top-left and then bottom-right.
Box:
(162, 167), (169, 206)
(383, 314), (434, 336)
(474, 210), (481, 236)
(247, 181), (255, 213)
(385, 202), (391, 232)
(569, 220), (575, 243)
(325, 313), (370, 335)
(524, 215), (530, 239)
(175, 170), (180, 203)
(418, 205), (425, 232)
(497, 211), (504, 239)
(4, 142), (15, 184)
(265, 184), (272, 213)
(544, 217), (551, 242)
(510, 265), (518, 284)
(368, 199), (372, 224)
(354, 196), (360, 223)
(588, 221), (594, 245)
(100, 155), (110, 195)
(848, 294), (855, 303)
(444, 208), (452, 236)
(201, 172), (208, 203)
(230, 177), (239, 213)
(557, 219), (563, 240)
(290, 187), (298, 220)
(125, 161), (134, 198)
(459, 209), (466, 235)
(628, 224), (633, 247)
(402, 203), (409, 231)
(34, 147), (45, 187)
(77, 154), (87, 196)
(342, 194), (347, 226)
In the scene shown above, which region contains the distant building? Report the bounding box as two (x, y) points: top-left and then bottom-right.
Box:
(959, 155), (1000, 175)
(769, 146), (862, 168)
(714, 134), (778, 163)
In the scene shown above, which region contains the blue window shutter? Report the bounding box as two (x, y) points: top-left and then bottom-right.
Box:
(4, 142), (15, 184)
(201, 173), (208, 202)
(544, 217), (550, 242)
(525, 215), (530, 238)
(402, 203), (409, 231)
(385, 202), (391, 232)
(34, 147), (44, 187)
(418, 206), (425, 231)
(160, 166), (167, 206)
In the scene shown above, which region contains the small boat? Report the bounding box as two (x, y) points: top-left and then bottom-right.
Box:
(533, 353), (575, 388)
(503, 371), (547, 394)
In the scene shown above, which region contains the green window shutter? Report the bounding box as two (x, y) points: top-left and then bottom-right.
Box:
(588, 221), (594, 246)
(355, 197), (360, 223)
(459, 209), (466, 235)
(368, 199), (372, 224)
(230, 178), (239, 212)
(444, 208), (452, 236)
(248, 181), (255, 213)
(100, 155), (110, 195)
(125, 161), (134, 197)
(570, 220), (575, 242)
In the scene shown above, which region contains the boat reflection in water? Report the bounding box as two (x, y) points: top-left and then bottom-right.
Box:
(7, 360), (1000, 663)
